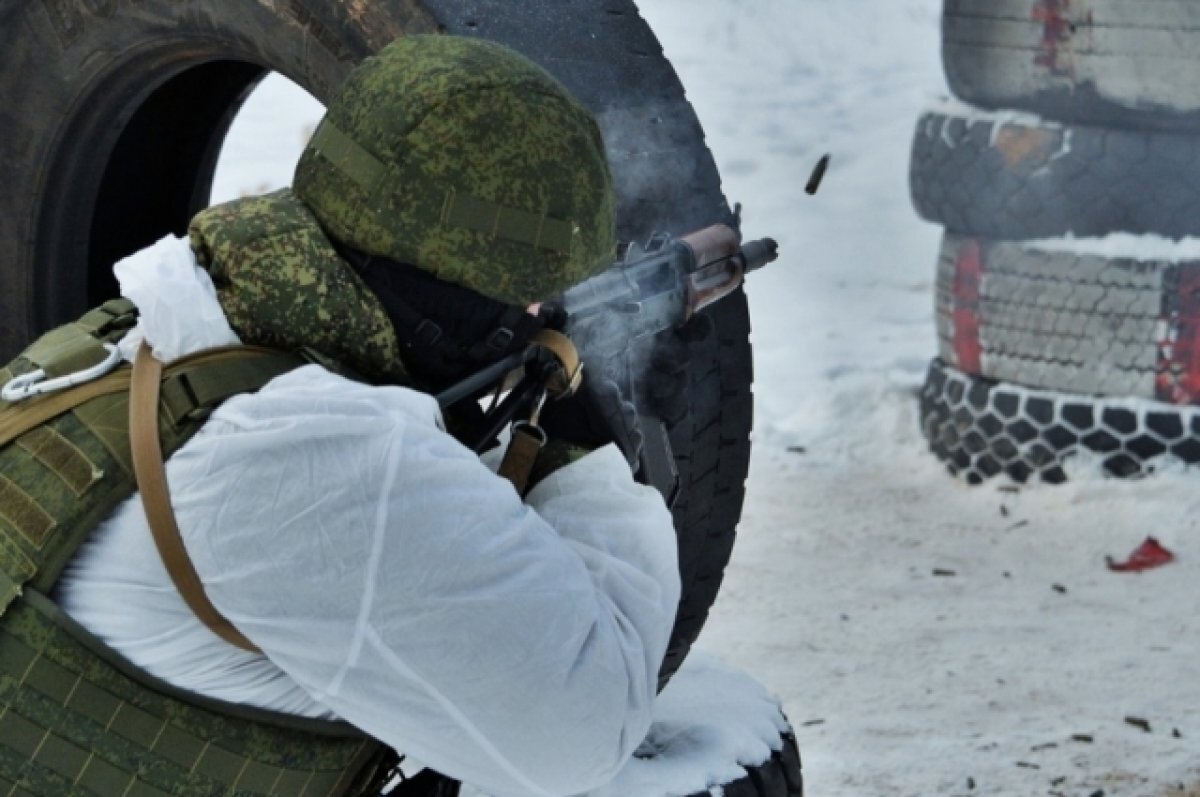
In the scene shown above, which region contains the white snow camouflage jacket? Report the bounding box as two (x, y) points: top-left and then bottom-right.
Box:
(56, 236), (682, 797)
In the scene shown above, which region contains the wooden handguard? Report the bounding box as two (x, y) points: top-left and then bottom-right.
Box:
(531, 329), (582, 399)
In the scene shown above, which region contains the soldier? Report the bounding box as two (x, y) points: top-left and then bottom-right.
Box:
(0, 35), (679, 797)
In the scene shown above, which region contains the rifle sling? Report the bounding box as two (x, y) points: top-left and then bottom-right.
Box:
(0, 372), (133, 449)
(130, 342), (263, 653)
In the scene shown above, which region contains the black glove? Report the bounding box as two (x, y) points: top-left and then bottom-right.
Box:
(539, 372), (644, 472)
(585, 376), (645, 470)
(639, 330), (693, 426)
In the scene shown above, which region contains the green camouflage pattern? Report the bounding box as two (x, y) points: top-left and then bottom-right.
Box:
(0, 312), (386, 796)
(293, 34), (617, 306)
(527, 439), (591, 490)
(0, 600), (375, 796)
(188, 190), (407, 384)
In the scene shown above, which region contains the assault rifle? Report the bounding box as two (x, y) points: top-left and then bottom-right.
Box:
(557, 223), (778, 361)
(554, 223), (778, 503)
(437, 222), (778, 502)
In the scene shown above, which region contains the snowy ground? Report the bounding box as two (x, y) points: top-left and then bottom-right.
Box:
(214, 2), (1200, 794)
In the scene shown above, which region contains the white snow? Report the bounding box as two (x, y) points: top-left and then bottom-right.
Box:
(214, 2), (1200, 794)
(1025, 233), (1200, 263)
(209, 72), (323, 205)
(586, 652), (792, 797)
(931, 95), (1066, 135)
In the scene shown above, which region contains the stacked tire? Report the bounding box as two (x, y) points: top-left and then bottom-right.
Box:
(911, 0), (1200, 484)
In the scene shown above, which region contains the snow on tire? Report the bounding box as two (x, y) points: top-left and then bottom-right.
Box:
(935, 233), (1200, 403)
(579, 653), (803, 797)
(909, 107), (1200, 241)
(943, 0), (1200, 132)
(920, 358), (1200, 485)
(0, 0), (753, 702)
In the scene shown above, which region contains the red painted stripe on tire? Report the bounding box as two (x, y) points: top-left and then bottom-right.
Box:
(1158, 264), (1200, 404)
(1031, 0), (1074, 79)
(952, 238), (984, 375)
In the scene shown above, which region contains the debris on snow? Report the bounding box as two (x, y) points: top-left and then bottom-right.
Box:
(1125, 716), (1153, 734)
(1106, 537), (1176, 573)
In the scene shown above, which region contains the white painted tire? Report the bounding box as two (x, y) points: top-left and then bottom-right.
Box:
(933, 233), (1196, 401)
(944, 0), (1200, 131)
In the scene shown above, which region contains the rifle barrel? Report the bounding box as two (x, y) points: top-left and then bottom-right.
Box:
(741, 238), (779, 273)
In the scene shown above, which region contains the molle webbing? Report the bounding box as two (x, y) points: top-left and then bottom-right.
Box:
(14, 300), (137, 382)
(0, 593), (376, 797)
(0, 345), (307, 594)
(0, 308), (389, 796)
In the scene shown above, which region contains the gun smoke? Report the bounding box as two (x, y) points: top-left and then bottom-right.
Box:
(587, 98), (743, 420)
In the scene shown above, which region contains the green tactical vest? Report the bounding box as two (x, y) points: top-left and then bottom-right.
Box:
(0, 192), (407, 796)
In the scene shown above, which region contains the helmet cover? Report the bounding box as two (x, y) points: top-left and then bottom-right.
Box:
(293, 35), (617, 306)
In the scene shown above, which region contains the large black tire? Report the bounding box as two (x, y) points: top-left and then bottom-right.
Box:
(934, 232), (1200, 402)
(909, 108), (1200, 240)
(0, 0), (753, 718)
(944, 0), (1200, 132)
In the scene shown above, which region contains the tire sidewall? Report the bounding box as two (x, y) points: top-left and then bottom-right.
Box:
(942, 0), (1200, 131)
(0, 0), (755, 693)
(0, 0), (435, 356)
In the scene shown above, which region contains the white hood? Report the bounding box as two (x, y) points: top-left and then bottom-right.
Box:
(112, 235), (240, 363)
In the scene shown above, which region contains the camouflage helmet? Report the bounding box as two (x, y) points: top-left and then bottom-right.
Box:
(293, 35), (617, 307)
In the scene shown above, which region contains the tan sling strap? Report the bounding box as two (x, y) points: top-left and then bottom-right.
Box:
(531, 329), (583, 400)
(129, 341), (262, 654)
(0, 369), (133, 449)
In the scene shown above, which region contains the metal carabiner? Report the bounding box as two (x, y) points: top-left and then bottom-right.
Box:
(1, 343), (124, 402)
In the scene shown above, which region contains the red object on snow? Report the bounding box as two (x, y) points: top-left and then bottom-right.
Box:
(1106, 537), (1176, 573)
